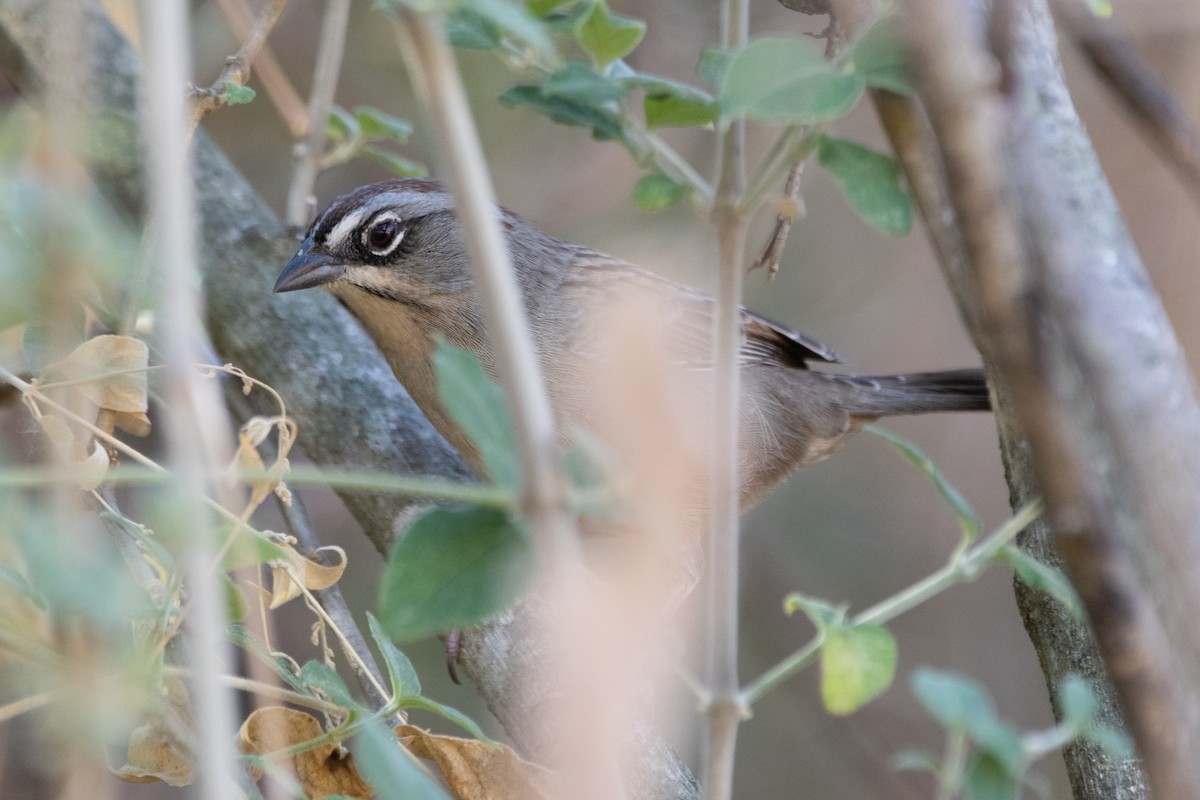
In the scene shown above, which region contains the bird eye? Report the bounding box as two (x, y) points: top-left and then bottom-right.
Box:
(363, 217), (404, 256)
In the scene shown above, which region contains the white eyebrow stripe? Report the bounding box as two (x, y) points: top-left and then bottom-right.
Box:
(325, 207), (371, 246)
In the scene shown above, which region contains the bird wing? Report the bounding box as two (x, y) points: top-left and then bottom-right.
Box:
(563, 249), (843, 370)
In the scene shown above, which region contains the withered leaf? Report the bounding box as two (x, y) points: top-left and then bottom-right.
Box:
(240, 707), (372, 800)
(397, 724), (554, 800)
(269, 545), (347, 608)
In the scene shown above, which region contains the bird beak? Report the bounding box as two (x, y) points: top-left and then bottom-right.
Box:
(274, 243), (346, 293)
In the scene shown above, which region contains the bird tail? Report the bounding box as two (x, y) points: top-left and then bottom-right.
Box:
(842, 369), (991, 417)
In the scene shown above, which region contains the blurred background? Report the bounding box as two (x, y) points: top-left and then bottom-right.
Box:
(19, 0), (1200, 796)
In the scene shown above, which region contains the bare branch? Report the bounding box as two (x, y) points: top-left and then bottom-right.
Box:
(190, 0), (290, 128)
(212, 0), (308, 138)
(285, 0), (350, 228)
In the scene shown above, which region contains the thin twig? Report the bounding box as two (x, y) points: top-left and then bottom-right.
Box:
(285, 0), (351, 228)
(393, 12), (580, 573)
(212, 0), (308, 137)
(1052, 0), (1200, 209)
(190, 0), (291, 129)
(751, 161), (805, 279)
(702, 0), (750, 796)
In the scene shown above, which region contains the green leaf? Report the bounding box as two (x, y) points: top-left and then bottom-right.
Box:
(445, 7), (503, 49)
(1086, 725), (1134, 759)
(998, 546), (1082, 619)
(542, 61), (627, 104)
(353, 716), (449, 800)
(783, 592), (844, 628)
(363, 147), (428, 178)
(846, 15), (912, 95)
(378, 506), (534, 642)
(817, 136), (913, 236)
(964, 752), (1019, 800)
(398, 695), (491, 741)
(326, 105), (360, 144)
(821, 623), (897, 715)
(527, 0), (573, 15)
(719, 37), (865, 124)
(466, 0), (555, 58)
(912, 669), (1024, 772)
(223, 82), (256, 105)
(354, 106), (414, 143)
(696, 47), (732, 88)
(1080, 0), (1113, 17)
(644, 93), (717, 129)
(300, 660), (356, 708)
(222, 574), (247, 622)
(499, 85), (623, 140)
(865, 424), (979, 540)
(573, 1), (645, 68)
(434, 340), (518, 488)
(1058, 674), (1099, 731)
(367, 612), (422, 699)
(221, 527), (289, 571)
(632, 173), (686, 211)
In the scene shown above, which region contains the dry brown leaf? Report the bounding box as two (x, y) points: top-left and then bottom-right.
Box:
(239, 707), (372, 800)
(397, 725), (555, 800)
(114, 723), (195, 786)
(49, 334), (149, 414)
(114, 410), (152, 437)
(269, 545), (347, 608)
(232, 429), (273, 507)
(113, 677), (196, 787)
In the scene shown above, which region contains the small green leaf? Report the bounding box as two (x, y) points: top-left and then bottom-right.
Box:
(499, 85), (623, 140)
(573, 1), (645, 68)
(696, 47), (732, 88)
(783, 592), (844, 628)
(399, 695), (491, 741)
(300, 660), (356, 708)
(223, 82), (256, 105)
(964, 752), (1019, 800)
(527, 0), (573, 15)
(353, 717), (449, 800)
(367, 612), (422, 699)
(912, 668), (1023, 771)
(817, 136), (913, 236)
(466, 0), (555, 58)
(719, 37), (865, 124)
(865, 424), (978, 540)
(632, 173), (686, 211)
(542, 61), (627, 104)
(445, 7), (503, 49)
(222, 574), (247, 622)
(378, 506), (534, 642)
(221, 528), (290, 571)
(644, 93), (717, 128)
(1086, 725), (1134, 759)
(1081, 0), (1113, 17)
(821, 623), (898, 715)
(354, 107), (414, 143)
(434, 340), (518, 488)
(846, 15), (912, 95)
(1057, 675), (1098, 731)
(326, 105), (360, 143)
(363, 147), (428, 178)
(998, 546), (1083, 619)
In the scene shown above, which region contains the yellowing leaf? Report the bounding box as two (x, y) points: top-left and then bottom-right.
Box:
(114, 410), (152, 437)
(49, 334), (149, 413)
(269, 546), (347, 608)
(396, 725), (555, 800)
(240, 707), (372, 800)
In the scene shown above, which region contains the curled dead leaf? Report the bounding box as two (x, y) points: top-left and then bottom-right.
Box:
(47, 334), (149, 414)
(239, 707), (372, 800)
(269, 545), (347, 608)
(113, 676), (195, 787)
(396, 725), (555, 800)
(39, 413), (109, 489)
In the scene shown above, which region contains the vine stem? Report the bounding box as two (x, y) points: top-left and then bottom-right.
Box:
(702, 0), (750, 797)
(742, 500), (1042, 705)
